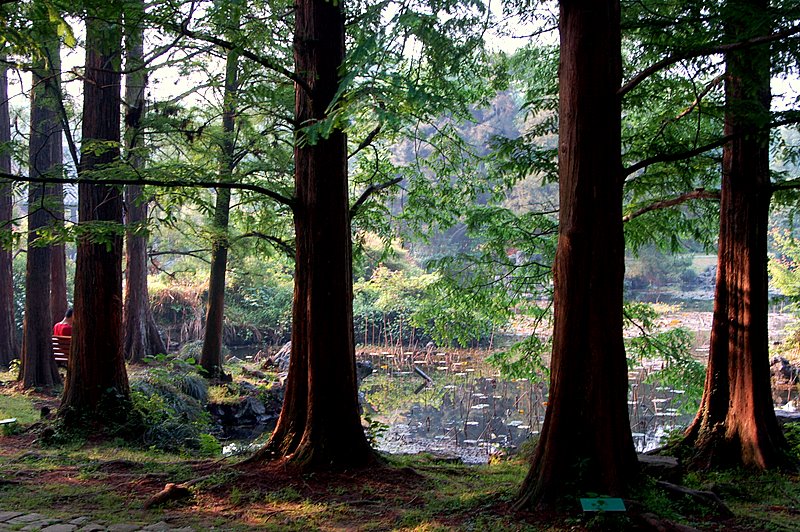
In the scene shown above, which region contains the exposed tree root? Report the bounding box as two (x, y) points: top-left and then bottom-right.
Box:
(656, 480), (733, 518)
(143, 483), (192, 509)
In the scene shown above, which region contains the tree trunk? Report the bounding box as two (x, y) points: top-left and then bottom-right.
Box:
(251, 0), (374, 470)
(20, 22), (62, 389)
(681, 0), (794, 470)
(50, 195), (67, 326)
(59, 10), (129, 424)
(515, 0), (637, 509)
(199, 11), (239, 380)
(123, 0), (166, 363)
(0, 56), (17, 367)
(46, 38), (66, 328)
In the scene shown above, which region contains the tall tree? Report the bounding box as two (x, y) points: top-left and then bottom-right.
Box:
(514, 0), (638, 508)
(47, 32), (66, 329)
(250, 0), (374, 469)
(200, 1), (241, 379)
(681, 0), (795, 470)
(60, 5), (130, 423)
(0, 54), (16, 367)
(20, 11), (61, 389)
(123, 0), (167, 363)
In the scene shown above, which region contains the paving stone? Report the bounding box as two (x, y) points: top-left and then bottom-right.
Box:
(166, 528), (194, 532)
(0, 512), (23, 523)
(41, 525), (78, 532)
(8, 514), (47, 524)
(107, 525), (141, 532)
(21, 521), (58, 531)
(68, 518), (91, 526)
(77, 525), (105, 532)
(141, 522), (171, 531)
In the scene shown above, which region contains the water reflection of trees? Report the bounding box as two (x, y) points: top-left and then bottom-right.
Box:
(359, 349), (697, 462)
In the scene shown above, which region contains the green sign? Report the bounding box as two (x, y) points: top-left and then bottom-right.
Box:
(580, 498), (626, 512)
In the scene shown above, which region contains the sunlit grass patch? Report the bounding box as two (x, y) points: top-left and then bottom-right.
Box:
(0, 393), (39, 426)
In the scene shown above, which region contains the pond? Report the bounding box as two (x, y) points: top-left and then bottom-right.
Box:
(357, 350), (696, 464)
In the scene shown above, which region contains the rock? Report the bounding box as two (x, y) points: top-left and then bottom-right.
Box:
(225, 356), (244, 365)
(241, 367), (268, 380)
(638, 454), (681, 482)
(356, 360), (373, 384)
(272, 342), (292, 371)
(770, 356), (800, 384)
(776, 409), (800, 426)
(239, 397), (266, 418)
(41, 525), (78, 532)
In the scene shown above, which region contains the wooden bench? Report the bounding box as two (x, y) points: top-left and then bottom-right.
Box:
(52, 335), (71, 364)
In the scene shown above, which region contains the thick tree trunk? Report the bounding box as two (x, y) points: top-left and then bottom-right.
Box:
(46, 40), (66, 328)
(20, 25), (62, 389)
(199, 17), (239, 379)
(123, 0), (166, 363)
(515, 0), (637, 509)
(254, 0), (374, 469)
(59, 11), (129, 423)
(682, 0), (794, 470)
(0, 56), (17, 367)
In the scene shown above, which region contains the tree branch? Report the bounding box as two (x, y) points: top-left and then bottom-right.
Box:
(349, 177), (402, 219)
(148, 248), (211, 263)
(348, 124), (382, 159)
(623, 188), (720, 223)
(234, 231), (294, 257)
(168, 22), (310, 95)
(625, 135), (731, 177)
(625, 114), (800, 177)
(0, 170), (295, 208)
(620, 24), (800, 97)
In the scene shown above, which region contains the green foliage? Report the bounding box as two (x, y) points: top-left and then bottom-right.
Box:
(770, 228), (800, 305)
(127, 354), (216, 453)
(627, 246), (697, 289)
(624, 303), (704, 414)
(485, 334), (550, 381)
(362, 412), (389, 447)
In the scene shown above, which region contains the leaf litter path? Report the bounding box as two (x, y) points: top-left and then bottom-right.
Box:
(0, 430), (534, 531)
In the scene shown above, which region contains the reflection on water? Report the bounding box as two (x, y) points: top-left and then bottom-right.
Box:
(359, 350), (695, 464)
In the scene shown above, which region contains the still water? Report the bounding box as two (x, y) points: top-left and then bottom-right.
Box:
(358, 350), (694, 464)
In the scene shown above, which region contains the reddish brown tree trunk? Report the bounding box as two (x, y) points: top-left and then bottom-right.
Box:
(123, 0), (166, 363)
(682, 0), (794, 470)
(46, 40), (66, 328)
(515, 0), (637, 509)
(254, 0), (374, 469)
(200, 15), (239, 379)
(20, 24), (61, 389)
(60, 11), (129, 423)
(50, 191), (67, 326)
(0, 57), (17, 367)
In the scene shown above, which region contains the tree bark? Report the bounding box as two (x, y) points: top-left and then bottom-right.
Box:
(123, 0), (166, 363)
(681, 0), (795, 470)
(46, 38), (66, 328)
(199, 8), (239, 380)
(59, 9), (129, 423)
(50, 196), (67, 326)
(20, 21), (62, 389)
(252, 0), (375, 469)
(515, 0), (638, 509)
(0, 56), (17, 367)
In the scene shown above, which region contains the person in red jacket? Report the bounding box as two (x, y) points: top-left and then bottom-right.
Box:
(53, 308), (73, 336)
